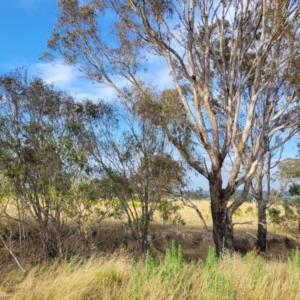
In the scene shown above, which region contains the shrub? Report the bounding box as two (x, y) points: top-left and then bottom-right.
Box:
(268, 207), (286, 227)
(245, 207), (254, 215)
(233, 208), (242, 216)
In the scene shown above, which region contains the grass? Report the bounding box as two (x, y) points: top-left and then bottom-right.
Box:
(1, 200), (300, 299)
(1, 246), (300, 299)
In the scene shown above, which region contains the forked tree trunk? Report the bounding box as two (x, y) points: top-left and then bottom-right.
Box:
(257, 201), (267, 252)
(37, 210), (64, 259)
(130, 222), (150, 256)
(211, 204), (235, 256)
(210, 181), (235, 256)
(40, 226), (58, 259)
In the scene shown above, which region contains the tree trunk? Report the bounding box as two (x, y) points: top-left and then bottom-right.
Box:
(40, 228), (57, 259)
(140, 227), (150, 255)
(139, 214), (151, 256)
(38, 219), (59, 259)
(210, 182), (234, 256)
(256, 202), (267, 252)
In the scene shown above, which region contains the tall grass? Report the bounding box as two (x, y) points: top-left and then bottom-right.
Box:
(1, 247), (300, 299)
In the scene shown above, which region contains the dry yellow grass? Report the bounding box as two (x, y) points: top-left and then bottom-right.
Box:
(168, 200), (293, 235)
(1, 200), (300, 299)
(1, 250), (300, 300)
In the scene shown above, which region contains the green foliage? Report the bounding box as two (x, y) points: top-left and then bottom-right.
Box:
(157, 200), (185, 226)
(243, 251), (264, 278)
(283, 201), (297, 220)
(67, 255), (76, 274)
(268, 207), (285, 226)
(203, 247), (237, 299)
(288, 249), (300, 284)
(76, 100), (187, 255)
(204, 247), (218, 273)
(268, 203), (300, 230)
(163, 240), (183, 277)
(233, 208), (242, 216)
(145, 251), (156, 280)
(288, 249), (300, 270)
(276, 159), (300, 181)
(266, 197), (300, 232)
(136, 240), (184, 281)
(128, 200), (142, 208)
(133, 263), (142, 299)
(138, 154), (184, 192)
(63, 179), (114, 233)
(0, 70), (109, 258)
(133, 241), (183, 299)
(289, 183), (300, 196)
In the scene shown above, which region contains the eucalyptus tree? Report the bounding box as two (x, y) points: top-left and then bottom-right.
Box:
(275, 159), (300, 190)
(44, 0), (300, 255)
(247, 148), (283, 252)
(274, 158), (300, 232)
(78, 100), (185, 255)
(0, 69), (90, 259)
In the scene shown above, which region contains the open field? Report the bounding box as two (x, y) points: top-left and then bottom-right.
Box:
(1, 200), (299, 264)
(115, 200), (299, 258)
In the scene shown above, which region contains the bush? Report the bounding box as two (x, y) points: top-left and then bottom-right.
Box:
(245, 207), (254, 215)
(268, 207), (286, 227)
(233, 208), (242, 216)
(268, 207), (281, 219)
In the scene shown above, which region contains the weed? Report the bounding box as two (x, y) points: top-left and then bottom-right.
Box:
(203, 247), (237, 299)
(145, 251), (155, 279)
(4, 251), (300, 300)
(162, 240), (183, 278)
(289, 248), (300, 270)
(67, 255), (76, 274)
(133, 263), (142, 299)
(288, 248), (300, 285)
(243, 251), (264, 283)
(205, 247), (219, 271)
(233, 208), (242, 216)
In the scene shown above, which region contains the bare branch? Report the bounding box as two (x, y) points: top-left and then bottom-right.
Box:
(180, 192), (212, 233)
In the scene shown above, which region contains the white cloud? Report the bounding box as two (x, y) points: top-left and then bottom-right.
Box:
(31, 60), (176, 102)
(31, 62), (117, 102)
(33, 63), (78, 86)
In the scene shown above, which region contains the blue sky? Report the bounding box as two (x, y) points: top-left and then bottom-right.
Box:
(0, 0), (174, 101)
(0, 0), (299, 191)
(0, 0), (118, 101)
(0, 0), (57, 70)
